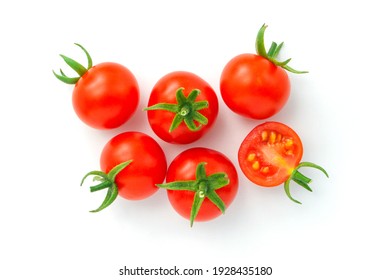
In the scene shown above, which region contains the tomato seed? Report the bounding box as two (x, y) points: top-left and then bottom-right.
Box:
(261, 166), (270, 173)
(269, 131), (276, 144)
(247, 153), (256, 162)
(261, 131), (268, 141)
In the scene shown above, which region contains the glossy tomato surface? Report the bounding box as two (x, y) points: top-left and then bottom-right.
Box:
(238, 122), (303, 187)
(220, 54), (290, 119)
(146, 71), (218, 144)
(73, 62), (139, 129)
(100, 131), (167, 200)
(165, 148), (238, 222)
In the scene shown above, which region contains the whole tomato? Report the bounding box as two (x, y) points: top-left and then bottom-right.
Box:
(220, 24), (307, 119)
(53, 44), (139, 129)
(158, 147), (239, 226)
(145, 71), (219, 144)
(81, 132), (167, 212)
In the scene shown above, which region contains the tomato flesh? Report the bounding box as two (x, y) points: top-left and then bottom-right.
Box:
(238, 122), (303, 187)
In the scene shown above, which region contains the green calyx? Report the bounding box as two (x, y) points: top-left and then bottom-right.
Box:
(157, 162), (230, 227)
(144, 87), (209, 133)
(284, 162), (329, 204)
(80, 160), (132, 212)
(256, 24), (308, 74)
(53, 43), (93, 84)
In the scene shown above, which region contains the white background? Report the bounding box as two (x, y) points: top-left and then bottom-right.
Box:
(1, 0), (389, 279)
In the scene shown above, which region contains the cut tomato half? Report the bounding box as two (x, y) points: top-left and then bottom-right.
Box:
(238, 122), (303, 187)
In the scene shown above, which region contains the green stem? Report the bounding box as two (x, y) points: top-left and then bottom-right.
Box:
(157, 162), (230, 227)
(293, 170), (311, 184)
(53, 43), (93, 84)
(180, 106), (190, 116)
(284, 161), (329, 204)
(80, 160), (132, 212)
(190, 191), (206, 227)
(144, 87), (209, 133)
(90, 180), (112, 192)
(255, 24), (308, 74)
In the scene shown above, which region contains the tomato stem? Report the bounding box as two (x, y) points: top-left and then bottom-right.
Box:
(80, 160), (132, 212)
(293, 170), (312, 184)
(144, 87), (209, 133)
(53, 43), (93, 84)
(283, 161), (329, 204)
(255, 24), (308, 74)
(90, 180), (112, 192)
(157, 162), (229, 227)
(180, 106), (190, 116)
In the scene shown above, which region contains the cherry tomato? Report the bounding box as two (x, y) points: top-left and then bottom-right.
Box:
(221, 53), (290, 119)
(238, 122), (328, 204)
(54, 44), (139, 129)
(220, 24), (307, 119)
(158, 148), (238, 226)
(145, 71), (219, 144)
(81, 132), (167, 212)
(239, 122), (303, 186)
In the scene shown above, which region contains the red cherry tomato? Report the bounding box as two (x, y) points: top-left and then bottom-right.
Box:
(81, 132), (167, 212)
(220, 24), (307, 119)
(238, 122), (328, 204)
(145, 71), (219, 144)
(158, 147), (238, 226)
(73, 62), (139, 129)
(221, 53), (290, 119)
(54, 44), (139, 129)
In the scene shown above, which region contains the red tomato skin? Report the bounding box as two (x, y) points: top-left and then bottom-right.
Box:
(147, 71), (219, 144)
(72, 62), (139, 129)
(100, 132), (167, 200)
(238, 122), (303, 187)
(166, 148), (238, 222)
(220, 54), (290, 119)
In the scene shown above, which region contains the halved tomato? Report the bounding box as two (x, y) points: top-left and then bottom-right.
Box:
(238, 122), (328, 204)
(239, 122), (303, 187)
